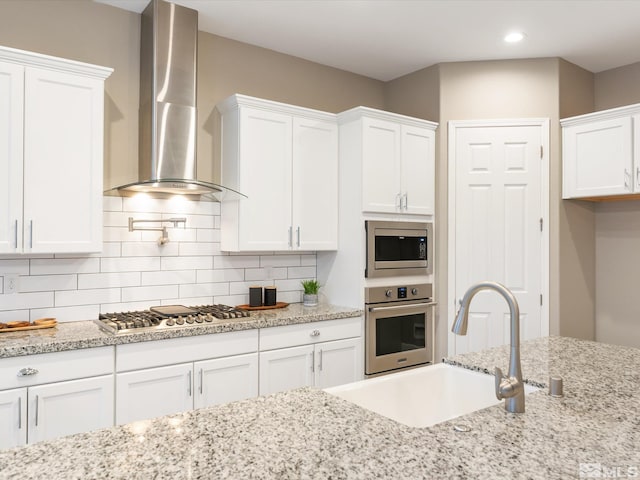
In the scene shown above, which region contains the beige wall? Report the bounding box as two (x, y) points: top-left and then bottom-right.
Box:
(386, 58), (588, 359)
(0, 1), (385, 189)
(0, 0), (141, 191)
(594, 61), (640, 111)
(592, 62), (640, 347)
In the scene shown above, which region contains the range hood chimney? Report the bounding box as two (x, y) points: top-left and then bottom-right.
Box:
(110, 0), (243, 200)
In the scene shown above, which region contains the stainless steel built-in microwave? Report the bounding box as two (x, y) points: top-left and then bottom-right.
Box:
(365, 220), (433, 278)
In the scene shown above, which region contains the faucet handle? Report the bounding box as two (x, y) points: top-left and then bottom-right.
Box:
(494, 366), (505, 400)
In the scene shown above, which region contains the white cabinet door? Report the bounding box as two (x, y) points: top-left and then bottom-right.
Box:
(0, 61), (24, 254)
(563, 116), (633, 198)
(194, 353), (259, 409)
(28, 375), (113, 444)
(236, 106), (292, 251)
(23, 67), (103, 253)
(259, 344), (314, 396)
(314, 338), (363, 389)
(362, 116), (402, 213)
(291, 117), (338, 250)
(116, 364), (192, 425)
(401, 124), (435, 215)
(0, 388), (26, 449)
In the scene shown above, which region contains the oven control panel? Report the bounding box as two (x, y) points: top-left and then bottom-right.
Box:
(365, 283), (433, 304)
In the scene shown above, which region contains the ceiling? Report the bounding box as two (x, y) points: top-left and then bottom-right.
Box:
(94, 0), (640, 81)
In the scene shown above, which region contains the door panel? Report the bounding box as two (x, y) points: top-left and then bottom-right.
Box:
(194, 353), (258, 409)
(258, 345), (314, 396)
(452, 124), (544, 355)
(0, 388), (26, 449)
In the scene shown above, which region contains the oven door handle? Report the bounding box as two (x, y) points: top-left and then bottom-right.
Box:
(368, 301), (436, 313)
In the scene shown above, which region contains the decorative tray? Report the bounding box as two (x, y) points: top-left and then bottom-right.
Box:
(0, 318), (57, 333)
(235, 302), (289, 311)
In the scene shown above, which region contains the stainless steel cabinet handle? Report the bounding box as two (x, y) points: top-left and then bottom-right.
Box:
(34, 395), (39, 427)
(199, 369), (203, 395)
(18, 397), (22, 429)
(403, 193), (408, 210)
(14, 219), (18, 249)
(625, 169), (631, 190)
(17, 367), (39, 377)
(310, 352), (314, 372)
(187, 373), (192, 396)
(396, 193), (402, 209)
(296, 226), (300, 247)
(288, 226), (292, 247)
(29, 220), (33, 249)
(310, 329), (320, 337)
(636, 167), (640, 188)
(318, 350), (323, 371)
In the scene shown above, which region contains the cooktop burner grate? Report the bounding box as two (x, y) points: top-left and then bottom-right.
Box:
(95, 304), (250, 335)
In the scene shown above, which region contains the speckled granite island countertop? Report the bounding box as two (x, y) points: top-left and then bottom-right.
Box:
(0, 303), (363, 358)
(2, 336), (639, 479)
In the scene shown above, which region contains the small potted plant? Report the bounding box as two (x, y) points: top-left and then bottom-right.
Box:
(301, 279), (320, 307)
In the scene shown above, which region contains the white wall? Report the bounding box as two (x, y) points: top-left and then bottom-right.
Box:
(0, 196), (315, 323)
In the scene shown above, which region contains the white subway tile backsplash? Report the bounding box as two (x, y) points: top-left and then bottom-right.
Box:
(196, 228), (220, 242)
(0, 196), (315, 322)
(30, 305), (99, 323)
(260, 255), (302, 267)
(78, 272), (141, 290)
(179, 282), (229, 298)
(141, 270), (196, 286)
(55, 288), (121, 307)
(30, 258), (100, 275)
(178, 242), (219, 256)
(196, 269), (244, 283)
(214, 255), (260, 269)
(0, 292), (53, 311)
(244, 267), (288, 281)
(121, 242), (180, 257)
(101, 257), (161, 273)
(287, 266), (317, 279)
(161, 256), (213, 271)
(103, 196), (123, 212)
(20, 274), (77, 293)
(121, 285), (179, 303)
(0, 259), (30, 275)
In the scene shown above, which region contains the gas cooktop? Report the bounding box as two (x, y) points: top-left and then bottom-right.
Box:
(95, 304), (251, 335)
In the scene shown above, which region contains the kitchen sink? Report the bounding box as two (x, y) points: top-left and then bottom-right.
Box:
(324, 363), (538, 428)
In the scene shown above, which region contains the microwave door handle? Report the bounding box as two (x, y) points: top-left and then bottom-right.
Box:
(368, 301), (436, 313)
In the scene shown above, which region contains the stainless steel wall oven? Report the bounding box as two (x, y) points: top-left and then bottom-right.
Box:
(365, 283), (435, 376)
(365, 220), (433, 278)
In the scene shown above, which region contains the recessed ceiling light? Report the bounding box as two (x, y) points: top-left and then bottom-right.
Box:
(504, 31), (525, 43)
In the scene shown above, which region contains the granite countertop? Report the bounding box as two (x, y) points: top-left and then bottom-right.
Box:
(0, 303), (363, 359)
(1, 335), (639, 479)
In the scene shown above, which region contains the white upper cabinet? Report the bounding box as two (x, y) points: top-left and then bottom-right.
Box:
(218, 94), (338, 251)
(562, 104), (640, 200)
(0, 46), (112, 254)
(340, 107), (437, 216)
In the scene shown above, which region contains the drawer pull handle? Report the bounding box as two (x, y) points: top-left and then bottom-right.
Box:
(310, 329), (320, 337)
(17, 367), (39, 377)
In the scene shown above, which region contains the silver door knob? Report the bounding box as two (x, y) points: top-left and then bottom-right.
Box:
(17, 367), (39, 377)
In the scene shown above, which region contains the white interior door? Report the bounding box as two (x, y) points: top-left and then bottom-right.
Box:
(448, 120), (549, 355)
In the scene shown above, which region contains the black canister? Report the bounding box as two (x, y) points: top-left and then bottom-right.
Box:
(264, 286), (277, 306)
(249, 286), (263, 307)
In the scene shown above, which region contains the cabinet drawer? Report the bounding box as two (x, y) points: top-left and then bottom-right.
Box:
(116, 330), (259, 372)
(0, 347), (114, 389)
(260, 317), (362, 351)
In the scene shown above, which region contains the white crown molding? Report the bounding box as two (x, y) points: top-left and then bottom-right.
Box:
(561, 103), (640, 126)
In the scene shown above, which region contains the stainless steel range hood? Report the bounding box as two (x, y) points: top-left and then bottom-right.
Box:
(109, 0), (244, 200)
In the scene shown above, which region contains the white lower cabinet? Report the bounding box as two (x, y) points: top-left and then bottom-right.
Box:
(259, 317), (364, 396)
(27, 375), (113, 445)
(114, 330), (259, 425)
(0, 347), (114, 449)
(0, 388), (26, 449)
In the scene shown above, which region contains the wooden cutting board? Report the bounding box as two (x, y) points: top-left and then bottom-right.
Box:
(235, 302), (289, 311)
(0, 318), (57, 333)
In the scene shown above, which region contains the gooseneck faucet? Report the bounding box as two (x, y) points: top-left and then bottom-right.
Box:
(452, 281), (525, 413)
